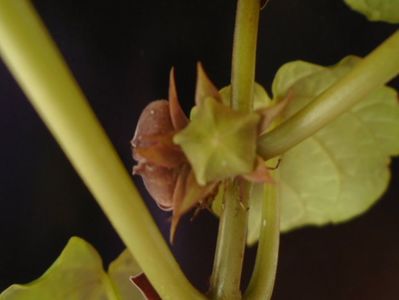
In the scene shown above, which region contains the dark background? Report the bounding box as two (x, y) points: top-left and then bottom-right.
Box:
(0, 0), (398, 299)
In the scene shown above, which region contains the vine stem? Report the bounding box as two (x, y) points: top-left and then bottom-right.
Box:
(244, 175), (280, 300)
(209, 180), (251, 300)
(209, 1), (261, 299)
(0, 1), (206, 299)
(258, 30), (399, 159)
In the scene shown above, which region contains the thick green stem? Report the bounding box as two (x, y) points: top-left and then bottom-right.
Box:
(230, 0), (260, 113)
(0, 1), (205, 299)
(210, 180), (251, 300)
(244, 177), (280, 300)
(258, 30), (399, 159)
(209, 1), (261, 299)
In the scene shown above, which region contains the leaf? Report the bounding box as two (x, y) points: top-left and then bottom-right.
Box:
(274, 56), (399, 232)
(242, 56), (399, 242)
(206, 56), (398, 242)
(0, 237), (116, 300)
(174, 97), (260, 186)
(0, 237), (146, 300)
(108, 249), (147, 300)
(344, 0), (399, 24)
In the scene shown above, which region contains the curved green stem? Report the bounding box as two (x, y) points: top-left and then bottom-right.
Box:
(244, 177), (280, 300)
(0, 1), (205, 299)
(209, 1), (261, 299)
(258, 30), (399, 159)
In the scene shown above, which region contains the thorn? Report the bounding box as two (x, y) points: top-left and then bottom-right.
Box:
(195, 62), (222, 105)
(168, 67), (188, 130)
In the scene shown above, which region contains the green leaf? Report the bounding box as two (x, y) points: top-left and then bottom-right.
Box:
(1, 237), (145, 300)
(274, 56), (399, 232)
(0, 237), (117, 300)
(108, 249), (146, 300)
(209, 56), (398, 241)
(174, 97), (260, 186)
(344, 0), (399, 24)
(243, 56), (399, 242)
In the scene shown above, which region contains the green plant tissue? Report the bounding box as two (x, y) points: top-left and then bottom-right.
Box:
(0, 237), (145, 300)
(243, 56), (399, 243)
(344, 0), (399, 24)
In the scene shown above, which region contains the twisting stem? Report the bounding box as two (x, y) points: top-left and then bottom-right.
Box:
(258, 30), (399, 159)
(209, 1), (261, 299)
(0, 1), (206, 299)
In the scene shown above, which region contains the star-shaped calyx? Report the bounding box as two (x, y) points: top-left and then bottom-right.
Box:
(174, 94), (260, 186)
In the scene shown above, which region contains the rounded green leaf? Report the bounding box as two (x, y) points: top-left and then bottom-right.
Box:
(344, 0), (399, 24)
(212, 55), (399, 242)
(275, 56), (399, 232)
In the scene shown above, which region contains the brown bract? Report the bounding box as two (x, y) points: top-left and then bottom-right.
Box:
(131, 68), (219, 242)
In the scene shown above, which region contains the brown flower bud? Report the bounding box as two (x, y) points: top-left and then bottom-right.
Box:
(132, 100), (179, 210)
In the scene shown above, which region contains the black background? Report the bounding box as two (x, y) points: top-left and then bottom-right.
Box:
(0, 0), (398, 299)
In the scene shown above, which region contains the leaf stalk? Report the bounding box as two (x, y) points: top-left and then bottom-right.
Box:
(258, 30), (399, 159)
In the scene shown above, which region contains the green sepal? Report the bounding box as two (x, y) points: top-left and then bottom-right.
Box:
(174, 97), (260, 185)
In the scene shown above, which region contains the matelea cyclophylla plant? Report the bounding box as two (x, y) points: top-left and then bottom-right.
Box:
(0, 0), (398, 299)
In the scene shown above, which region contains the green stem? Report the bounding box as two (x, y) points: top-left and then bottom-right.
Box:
(209, 180), (251, 300)
(209, 0), (261, 299)
(230, 0), (260, 113)
(244, 176), (280, 300)
(258, 30), (399, 159)
(0, 1), (205, 299)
